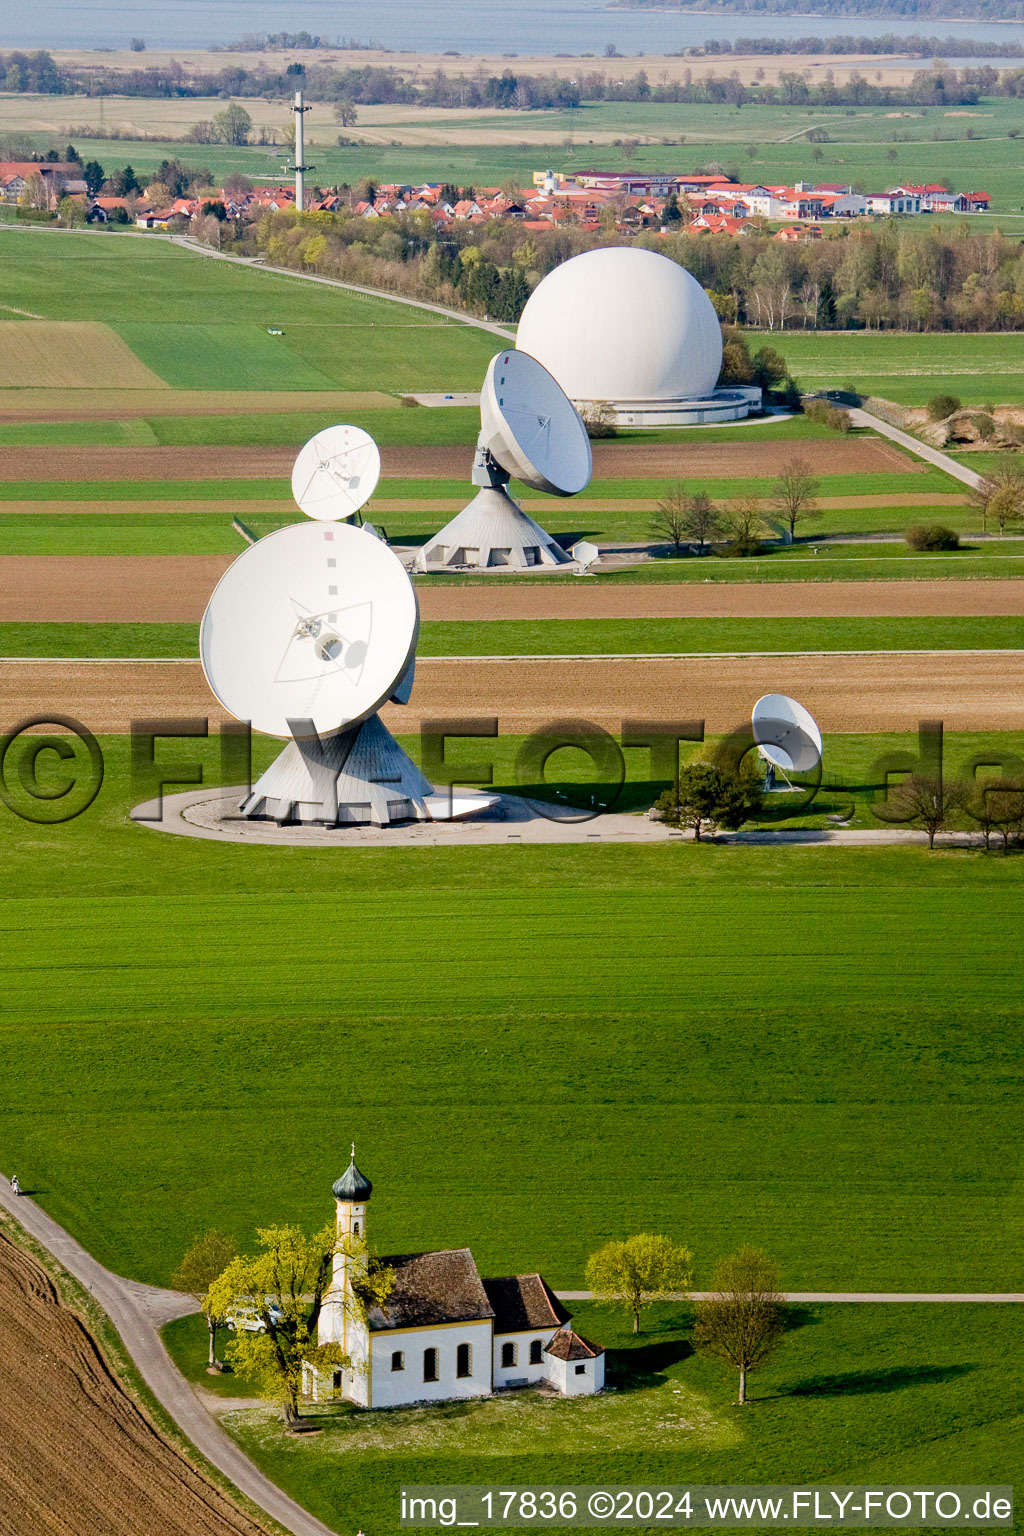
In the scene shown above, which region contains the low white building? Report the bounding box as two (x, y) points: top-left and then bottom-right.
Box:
(308, 1154), (605, 1409)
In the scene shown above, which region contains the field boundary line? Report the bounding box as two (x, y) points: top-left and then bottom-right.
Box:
(3, 648), (1022, 664)
(0, 1182), (337, 1536)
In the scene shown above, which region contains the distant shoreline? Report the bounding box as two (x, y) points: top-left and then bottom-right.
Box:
(605, 5), (1022, 18)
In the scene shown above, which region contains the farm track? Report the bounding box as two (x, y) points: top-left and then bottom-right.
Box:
(6, 653), (1024, 733)
(0, 1227), (264, 1536)
(2, 563), (1022, 622)
(0, 437), (918, 484)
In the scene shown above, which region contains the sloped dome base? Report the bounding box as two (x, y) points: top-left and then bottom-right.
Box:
(239, 714), (434, 826)
(415, 486), (571, 572)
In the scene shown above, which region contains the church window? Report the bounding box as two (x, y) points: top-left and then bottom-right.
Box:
(353, 1221), (360, 1235)
(392, 1350), (404, 1372)
(456, 1342), (472, 1378)
(530, 1339), (543, 1365)
(424, 1347), (439, 1382)
(501, 1342), (517, 1368)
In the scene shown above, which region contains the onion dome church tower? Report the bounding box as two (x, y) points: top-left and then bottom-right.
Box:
(320, 1147), (372, 1351)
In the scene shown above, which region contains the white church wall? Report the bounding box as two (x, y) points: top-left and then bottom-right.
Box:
(546, 1352), (605, 1397)
(368, 1320), (493, 1409)
(492, 1329), (560, 1389)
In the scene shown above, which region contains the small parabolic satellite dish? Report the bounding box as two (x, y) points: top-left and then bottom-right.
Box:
(479, 349), (592, 497)
(291, 424), (381, 522)
(416, 350), (592, 572)
(201, 520), (417, 741)
(751, 693), (823, 780)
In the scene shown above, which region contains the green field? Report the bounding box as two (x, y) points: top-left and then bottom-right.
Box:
(162, 1303), (1023, 1536)
(0, 230), (499, 392)
(54, 93), (1024, 210)
(757, 332), (1024, 407)
(1, 616), (1020, 659)
(2, 732), (1023, 1294)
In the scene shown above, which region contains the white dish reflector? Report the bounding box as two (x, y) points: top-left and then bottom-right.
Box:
(480, 349), (592, 496)
(291, 424), (382, 521)
(201, 521), (417, 740)
(751, 693), (822, 774)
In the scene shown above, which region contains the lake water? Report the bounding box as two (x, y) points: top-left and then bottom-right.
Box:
(2, 0), (1022, 57)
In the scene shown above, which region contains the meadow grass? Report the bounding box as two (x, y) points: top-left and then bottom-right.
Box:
(162, 1303), (1024, 1536)
(1, 615), (1018, 659)
(1, 733), (1023, 1294)
(0, 230), (499, 392)
(760, 333), (1024, 407)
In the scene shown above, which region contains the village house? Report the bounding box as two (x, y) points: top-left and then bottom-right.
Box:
(305, 1153), (605, 1410)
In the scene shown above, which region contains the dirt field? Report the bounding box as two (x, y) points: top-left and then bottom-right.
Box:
(6, 653), (1023, 735)
(3, 562), (1022, 623)
(0, 324), (166, 391)
(0, 437), (916, 484)
(0, 1228), (263, 1536)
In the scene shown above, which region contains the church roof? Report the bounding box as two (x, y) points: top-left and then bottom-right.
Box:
(333, 1154), (372, 1203)
(544, 1327), (605, 1361)
(367, 1249), (494, 1332)
(482, 1274), (571, 1335)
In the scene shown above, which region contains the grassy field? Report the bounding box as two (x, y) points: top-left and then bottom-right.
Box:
(1, 732), (1023, 1295)
(0, 230), (499, 393)
(1, 616), (1020, 659)
(162, 1303), (1023, 1536)
(756, 332), (1024, 407)
(39, 94), (1024, 210)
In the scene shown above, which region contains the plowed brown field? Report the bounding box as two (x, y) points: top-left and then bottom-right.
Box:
(2, 559), (1021, 623)
(0, 437), (915, 484)
(0, 1228), (263, 1536)
(5, 654), (1023, 734)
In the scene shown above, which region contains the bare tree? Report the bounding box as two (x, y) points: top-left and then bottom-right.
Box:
(969, 455), (1024, 535)
(886, 773), (966, 849)
(651, 485), (690, 555)
(694, 1246), (784, 1404)
(771, 457), (821, 543)
(722, 496), (766, 553)
(682, 490), (724, 553)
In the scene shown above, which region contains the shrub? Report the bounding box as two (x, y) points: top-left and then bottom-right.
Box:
(906, 523), (960, 551)
(579, 400), (618, 439)
(927, 393), (962, 421)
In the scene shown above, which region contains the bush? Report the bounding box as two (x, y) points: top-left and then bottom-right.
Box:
(906, 523), (960, 551)
(805, 399), (852, 433)
(927, 393), (962, 421)
(579, 400), (618, 439)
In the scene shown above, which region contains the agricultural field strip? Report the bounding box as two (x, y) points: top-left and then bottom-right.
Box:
(7, 653), (1024, 735)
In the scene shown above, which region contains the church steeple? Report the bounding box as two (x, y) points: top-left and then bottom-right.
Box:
(333, 1144), (371, 1245)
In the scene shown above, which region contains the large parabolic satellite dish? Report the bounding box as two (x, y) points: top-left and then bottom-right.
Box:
(480, 348), (592, 496)
(291, 424), (382, 522)
(751, 693), (823, 774)
(201, 520), (418, 740)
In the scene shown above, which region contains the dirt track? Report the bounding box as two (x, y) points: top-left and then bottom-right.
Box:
(2, 559), (1021, 623)
(0, 1228), (263, 1536)
(0, 437), (915, 484)
(5, 654), (1023, 734)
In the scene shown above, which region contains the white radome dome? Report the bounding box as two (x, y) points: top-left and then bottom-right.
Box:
(515, 247), (723, 405)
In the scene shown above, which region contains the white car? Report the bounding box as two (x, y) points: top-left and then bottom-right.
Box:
(225, 1301), (285, 1333)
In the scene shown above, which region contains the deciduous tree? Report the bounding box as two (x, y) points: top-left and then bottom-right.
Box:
(172, 1229), (238, 1369)
(885, 772), (966, 849)
(771, 457), (820, 543)
(207, 1225), (393, 1426)
(694, 1246), (784, 1404)
(586, 1233), (692, 1334)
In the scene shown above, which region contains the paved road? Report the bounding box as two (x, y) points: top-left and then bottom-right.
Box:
(850, 407), (984, 491)
(0, 1182), (337, 1536)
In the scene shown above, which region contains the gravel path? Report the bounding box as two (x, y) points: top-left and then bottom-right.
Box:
(850, 407), (984, 491)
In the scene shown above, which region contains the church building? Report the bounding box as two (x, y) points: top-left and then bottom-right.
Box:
(306, 1152), (605, 1409)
